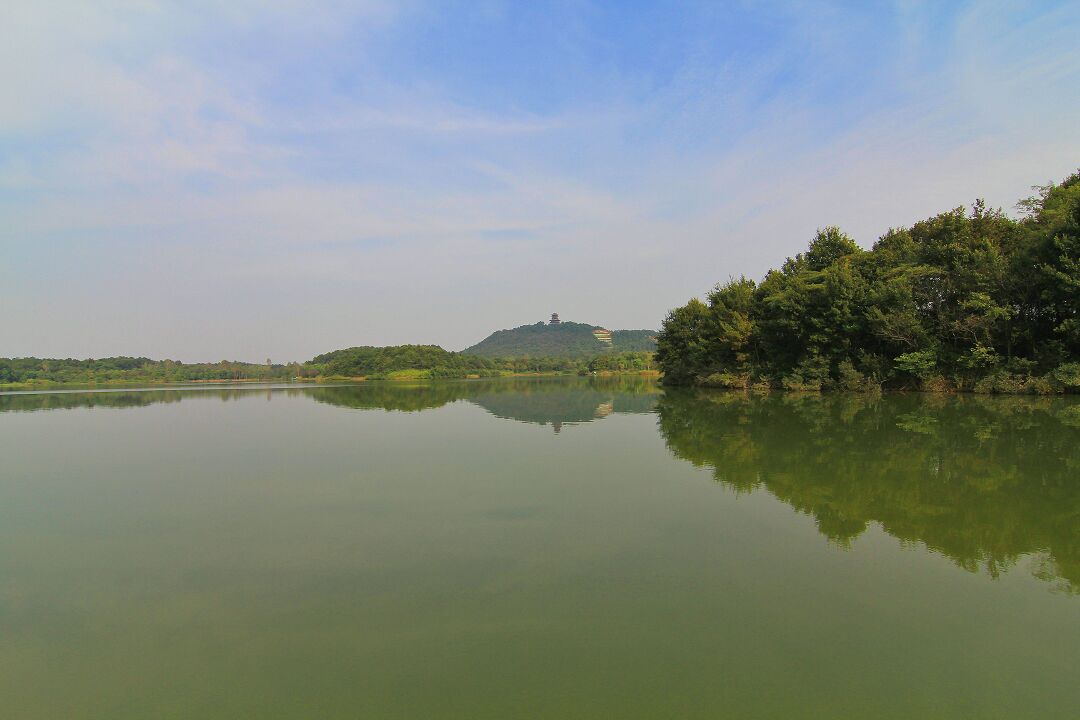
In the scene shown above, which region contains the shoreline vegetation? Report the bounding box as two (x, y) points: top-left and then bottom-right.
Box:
(0, 348), (659, 390)
(657, 171), (1080, 394)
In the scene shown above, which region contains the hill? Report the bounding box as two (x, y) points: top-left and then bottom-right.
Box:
(464, 321), (657, 358)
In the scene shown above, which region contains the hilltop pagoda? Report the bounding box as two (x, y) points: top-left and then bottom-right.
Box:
(549, 313), (561, 325)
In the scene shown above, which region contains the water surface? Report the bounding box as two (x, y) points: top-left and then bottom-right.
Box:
(2, 379), (1078, 718)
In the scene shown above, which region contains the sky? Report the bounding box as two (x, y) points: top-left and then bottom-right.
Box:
(3, 0), (1079, 362)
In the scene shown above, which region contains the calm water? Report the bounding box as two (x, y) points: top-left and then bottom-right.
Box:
(2, 378), (1079, 718)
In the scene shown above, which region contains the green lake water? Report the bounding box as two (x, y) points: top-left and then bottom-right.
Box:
(2, 378), (1079, 718)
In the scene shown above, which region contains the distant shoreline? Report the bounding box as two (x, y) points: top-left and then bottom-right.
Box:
(0, 369), (662, 391)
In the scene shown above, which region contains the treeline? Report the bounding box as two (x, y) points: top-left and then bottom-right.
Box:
(657, 171), (1080, 393)
(0, 348), (658, 387)
(0, 356), (297, 386)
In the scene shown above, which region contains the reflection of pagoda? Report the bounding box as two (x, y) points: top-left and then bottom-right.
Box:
(549, 313), (561, 325)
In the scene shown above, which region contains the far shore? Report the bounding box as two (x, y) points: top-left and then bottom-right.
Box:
(0, 370), (663, 391)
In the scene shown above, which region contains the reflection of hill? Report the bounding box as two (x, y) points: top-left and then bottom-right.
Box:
(657, 390), (1080, 593)
(468, 377), (659, 429)
(311, 377), (661, 431)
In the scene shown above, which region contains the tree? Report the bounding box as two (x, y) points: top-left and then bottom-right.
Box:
(656, 170), (1080, 393)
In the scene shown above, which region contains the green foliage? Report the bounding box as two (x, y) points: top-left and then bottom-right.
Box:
(657, 170), (1080, 392)
(586, 351), (655, 373)
(1054, 363), (1080, 389)
(894, 350), (937, 380)
(654, 298), (711, 385)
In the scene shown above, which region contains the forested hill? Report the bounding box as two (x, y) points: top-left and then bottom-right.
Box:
(464, 321), (657, 358)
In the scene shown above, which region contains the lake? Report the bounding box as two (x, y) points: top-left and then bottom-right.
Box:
(2, 378), (1079, 718)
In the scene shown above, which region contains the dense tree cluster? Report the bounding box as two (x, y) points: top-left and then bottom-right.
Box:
(656, 171), (1080, 392)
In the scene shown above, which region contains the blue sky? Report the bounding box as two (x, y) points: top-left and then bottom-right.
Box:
(3, 0), (1079, 361)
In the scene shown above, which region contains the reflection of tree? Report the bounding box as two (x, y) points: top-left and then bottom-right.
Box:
(0, 391), (173, 412)
(0, 388), (309, 413)
(307, 383), (471, 412)
(657, 390), (1080, 593)
(470, 385), (654, 427)
(2, 378), (662, 433)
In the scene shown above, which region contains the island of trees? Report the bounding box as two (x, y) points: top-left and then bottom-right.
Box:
(657, 171), (1080, 393)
